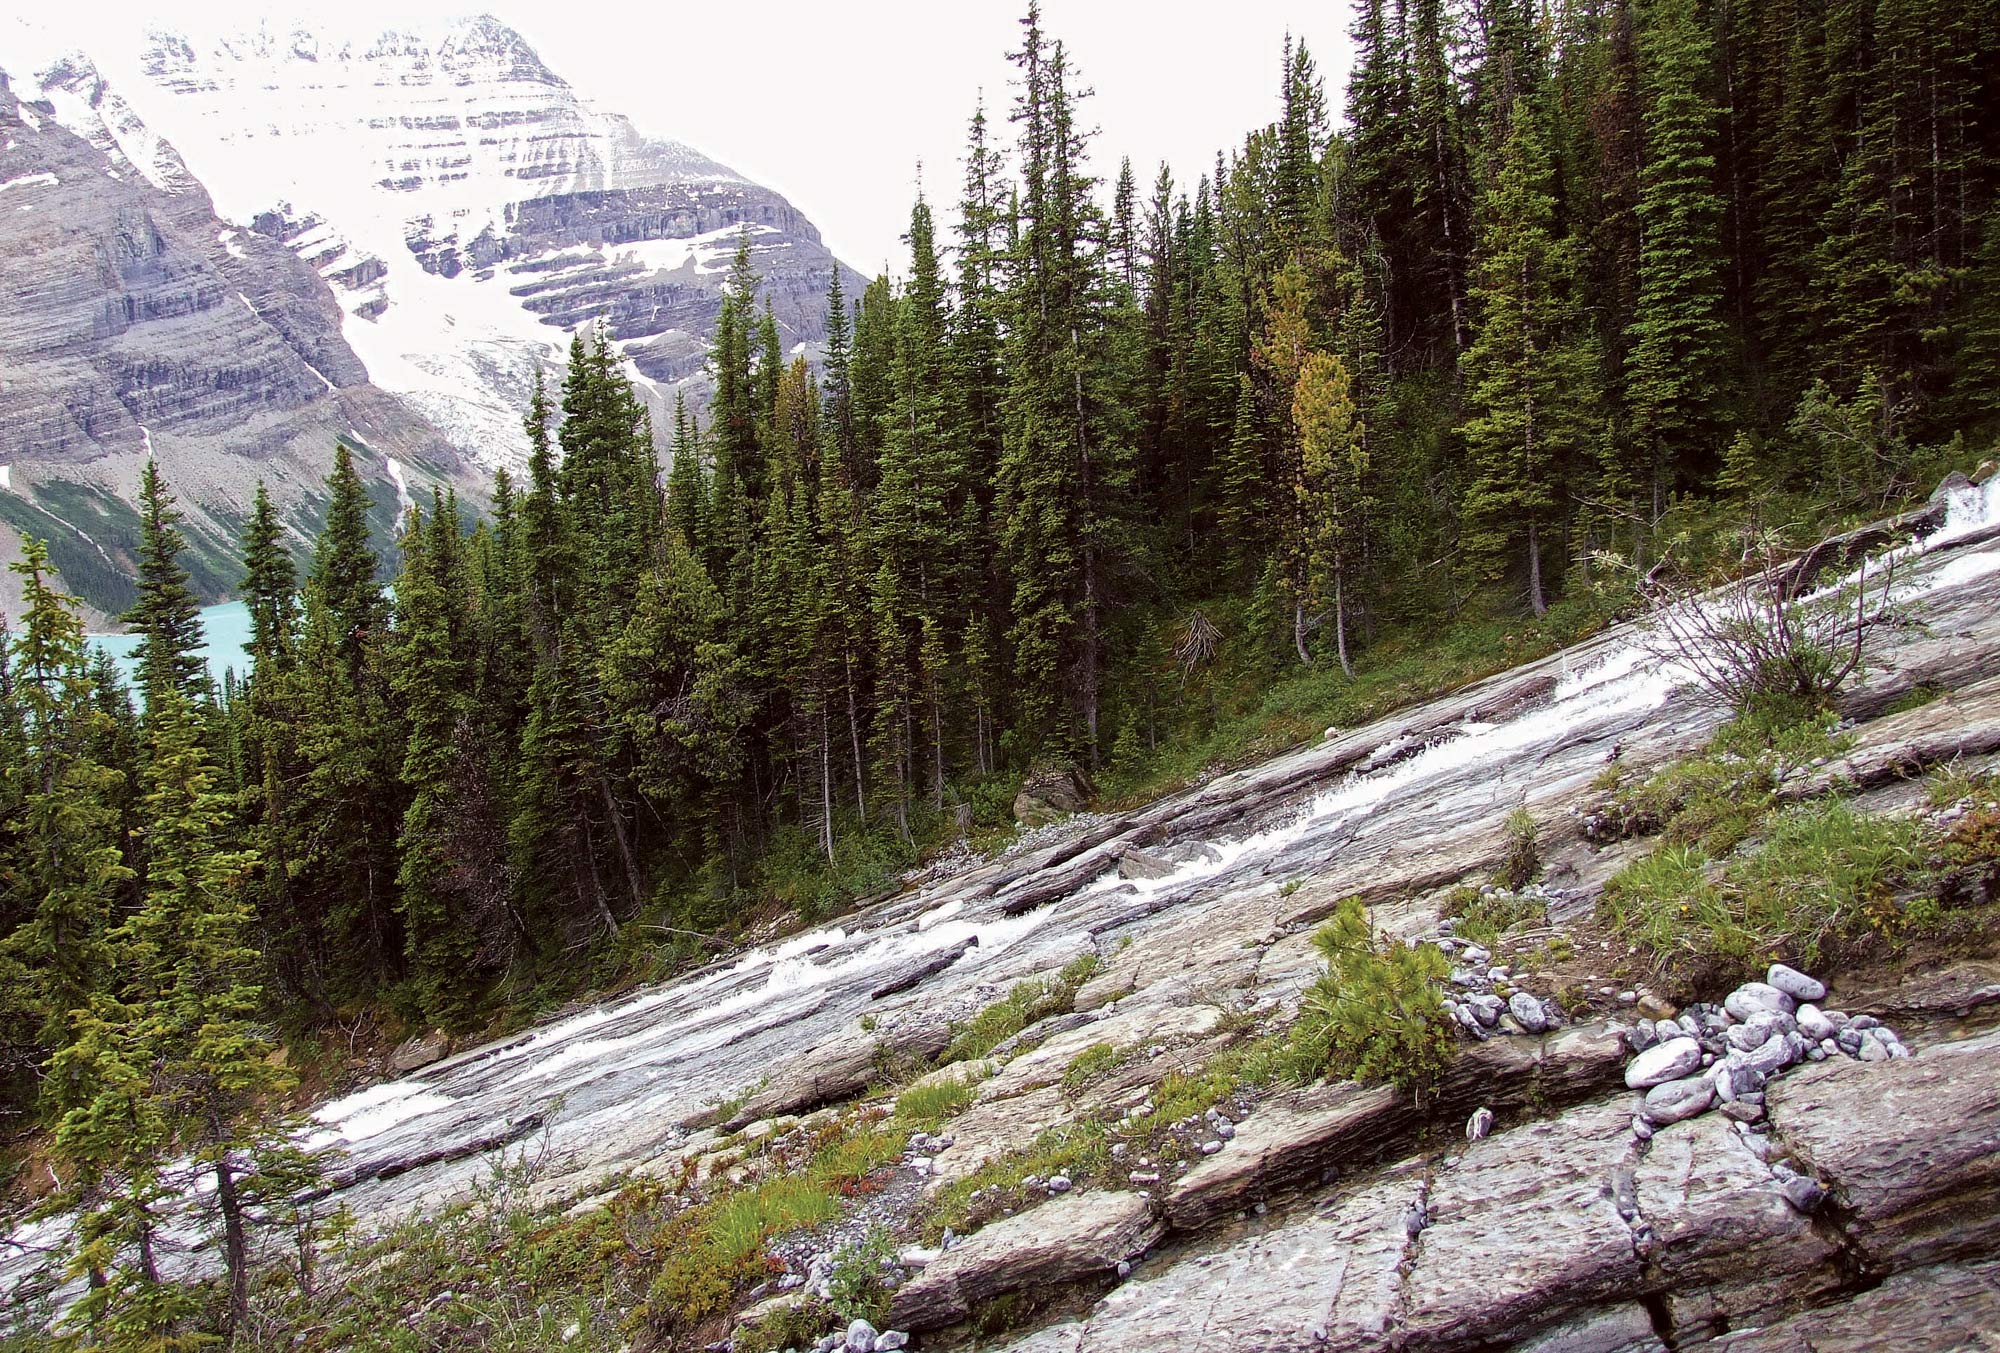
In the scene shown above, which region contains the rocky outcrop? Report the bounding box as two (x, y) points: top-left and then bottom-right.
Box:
(887, 1190), (1162, 1330)
(388, 1031), (451, 1073)
(986, 1012), (2000, 1352)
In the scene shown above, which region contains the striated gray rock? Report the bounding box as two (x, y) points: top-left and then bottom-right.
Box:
(1634, 1111), (1842, 1334)
(985, 1169), (1422, 1353)
(885, 1191), (1162, 1331)
(1509, 1305), (1666, 1353)
(1765, 1026), (2000, 1269)
(987, 1022), (2000, 1353)
(388, 1030), (450, 1073)
(1399, 1102), (1642, 1344)
(1701, 1258), (2000, 1351)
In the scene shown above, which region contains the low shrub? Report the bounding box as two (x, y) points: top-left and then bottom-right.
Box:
(736, 1295), (839, 1353)
(893, 1076), (976, 1127)
(1638, 533), (1896, 715)
(825, 1227), (898, 1325)
(1495, 808), (1540, 890)
(1287, 897), (1454, 1098)
(1446, 886), (1549, 947)
(1602, 798), (1935, 983)
(1596, 710), (1850, 854)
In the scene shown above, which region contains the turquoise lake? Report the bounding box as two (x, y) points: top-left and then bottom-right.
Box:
(89, 600), (256, 684)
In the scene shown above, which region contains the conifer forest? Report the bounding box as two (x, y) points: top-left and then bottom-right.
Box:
(1, 0), (1998, 1340)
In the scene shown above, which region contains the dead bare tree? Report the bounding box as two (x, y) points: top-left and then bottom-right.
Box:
(1639, 536), (1898, 713)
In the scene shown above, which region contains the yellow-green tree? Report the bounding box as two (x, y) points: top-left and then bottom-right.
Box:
(1289, 350), (1369, 675)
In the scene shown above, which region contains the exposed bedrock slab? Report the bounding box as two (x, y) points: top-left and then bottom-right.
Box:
(986, 1168), (1423, 1353)
(987, 1022), (2000, 1352)
(1696, 1258), (2000, 1351)
(885, 1190), (1163, 1332)
(1764, 1025), (2000, 1270)
(1165, 1024), (1624, 1232)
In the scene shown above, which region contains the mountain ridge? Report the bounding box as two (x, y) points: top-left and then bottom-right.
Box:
(0, 13), (864, 614)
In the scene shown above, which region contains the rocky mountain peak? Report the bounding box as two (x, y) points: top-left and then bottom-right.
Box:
(96, 11), (857, 467)
(0, 11), (862, 614)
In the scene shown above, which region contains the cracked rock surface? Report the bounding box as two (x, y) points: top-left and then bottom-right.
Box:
(987, 1013), (2000, 1352)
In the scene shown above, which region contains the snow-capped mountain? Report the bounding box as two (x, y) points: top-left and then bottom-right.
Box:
(0, 36), (470, 621)
(0, 13), (862, 614)
(112, 14), (861, 466)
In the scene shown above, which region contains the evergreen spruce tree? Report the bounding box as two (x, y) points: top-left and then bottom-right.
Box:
(234, 483), (323, 1015)
(1460, 108), (1602, 614)
(118, 686), (292, 1333)
(1622, 0), (1729, 515)
(392, 495), (483, 1027)
(996, 4), (1135, 761)
(122, 461), (208, 710)
(1, 542), (131, 1109)
(666, 395), (710, 554)
(240, 482), (299, 674)
(292, 444), (404, 998)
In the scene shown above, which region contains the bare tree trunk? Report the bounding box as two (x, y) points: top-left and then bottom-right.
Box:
(596, 776), (641, 923)
(576, 819), (618, 937)
(216, 1157), (249, 1335)
(1075, 323), (1102, 767)
(931, 697), (946, 814)
(1294, 598), (1311, 664)
(845, 656), (868, 822)
(819, 712), (835, 864)
(1335, 571), (1355, 679)
(1527, 520), (1547, 617)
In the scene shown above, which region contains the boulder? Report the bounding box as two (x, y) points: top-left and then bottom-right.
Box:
(1724, 983), (1797, 1021)
(1766, 963), (1827, 1003)
(1642, 1075), (1715, 1126)
(1015, 763), (1092, 826)
(1626, 1037), (1704, 1089)
(389, 1030), (450, 1072)
(1509, 991), (1551, 1033)
(1116, 848), (1178, 881)
(1796, 1004), (1837, 1042)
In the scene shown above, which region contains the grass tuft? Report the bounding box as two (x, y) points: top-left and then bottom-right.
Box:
(936, 954), (1100, 1066)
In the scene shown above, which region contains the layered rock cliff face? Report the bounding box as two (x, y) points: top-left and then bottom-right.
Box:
(0, 46), (478, 618)
(113, 16), (865, 464)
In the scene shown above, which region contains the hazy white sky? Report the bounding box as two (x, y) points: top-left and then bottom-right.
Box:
(524, 0), (1357, 275)
(56, 1), (1354, 274)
